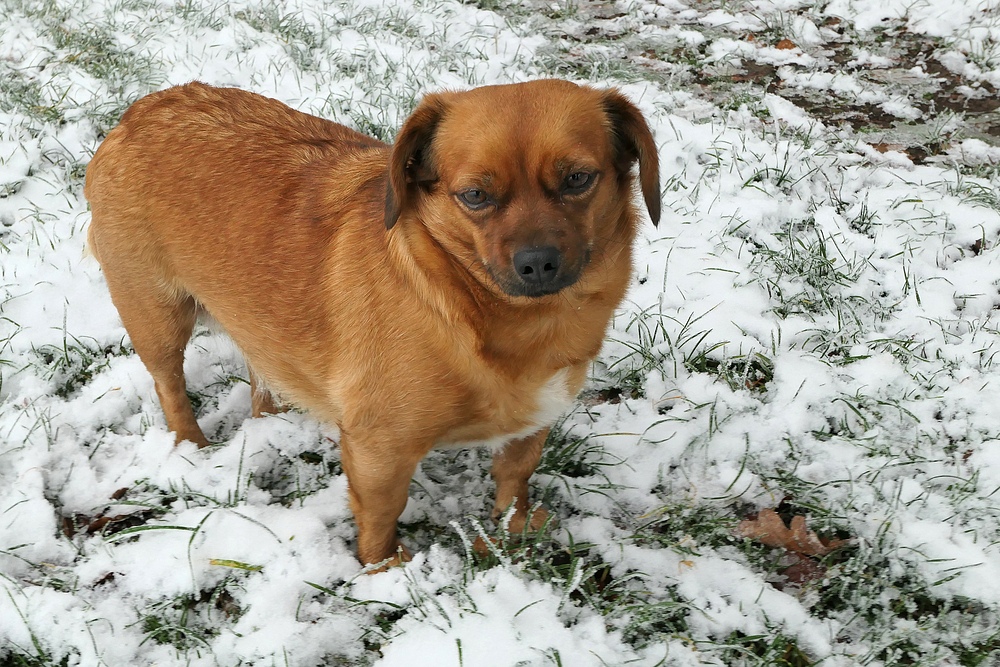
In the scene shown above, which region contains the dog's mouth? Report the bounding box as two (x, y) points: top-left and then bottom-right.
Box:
(490, 270), (579, 298)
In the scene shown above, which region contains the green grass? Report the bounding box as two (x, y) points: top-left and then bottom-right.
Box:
(136, 582), (245, 651)
(0, 74), (65, 126)
(0, 651), (71, 667)
(27, 335), (130, 399)
(233, 3), (328, 72)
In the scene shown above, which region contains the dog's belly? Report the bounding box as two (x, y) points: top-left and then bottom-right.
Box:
(436, 368), (576, 452)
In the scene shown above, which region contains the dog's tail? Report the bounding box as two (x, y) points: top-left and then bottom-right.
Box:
(85, 220), (102, 264)
(83, 150), (105, 265)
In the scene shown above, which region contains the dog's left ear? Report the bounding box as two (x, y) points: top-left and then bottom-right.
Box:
(385, 95), (447, 230)
(602, 90), (661, 227)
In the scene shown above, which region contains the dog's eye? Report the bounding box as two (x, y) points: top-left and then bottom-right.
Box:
(457, 189), (491, 210)
(563, 172), (594, 194)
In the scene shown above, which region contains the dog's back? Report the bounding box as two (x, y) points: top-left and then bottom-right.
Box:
(86, 82), (386, 258)
(86, 83), (395, 422)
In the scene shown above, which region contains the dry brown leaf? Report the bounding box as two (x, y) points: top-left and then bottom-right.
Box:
(870, 142), (906, 154)
(779, 552), (827, 587)
(737, 508), (847, 557)
(737, 507), (786, 548)
(776, 39), (797, 50)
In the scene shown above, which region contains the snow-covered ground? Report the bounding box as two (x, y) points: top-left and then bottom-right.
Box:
(3, 0), (1000, 665)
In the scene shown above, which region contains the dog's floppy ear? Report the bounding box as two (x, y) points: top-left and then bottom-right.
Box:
(602, 90), (661, 227)
(384, 95), (447, 230)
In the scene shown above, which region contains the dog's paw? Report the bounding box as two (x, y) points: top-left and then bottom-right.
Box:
(507, 505), (550, 534)
(492, 503), (552, 534)
(473, 505), (555, 557)
(362, 543), (412, 574)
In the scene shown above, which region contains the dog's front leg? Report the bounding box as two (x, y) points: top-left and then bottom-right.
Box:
(340, 434), (424, 568)
(491, 429), (550, 533)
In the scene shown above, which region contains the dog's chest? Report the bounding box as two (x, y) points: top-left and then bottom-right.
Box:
(437, 368), (576, 452)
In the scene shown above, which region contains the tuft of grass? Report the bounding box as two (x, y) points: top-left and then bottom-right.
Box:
(252, 442), (343, 507)
(936, 170), (1000, 212)
(0, 72), (65, 125)
(538, 47), (648, 85)
(686, 350), (775, 393)
(27, 335), (130, 399)
(537, 424), (617, 480)
(53, 21), (155, 93)
(450, 512), (633, 633)
(748, 220), (872, 320)
(633, 501), (744, 556)
(604, 306), (776, 399)
(136, 581), (244, 651)
(0, 584), (75, 667)
(0, 651), (72, 667)
(233, 3), (327, 71)
(713, 631), (814, 667)
(812, 549), (1000, 666)
(1, 2), (162, 132)
(139, 594), (212, 650)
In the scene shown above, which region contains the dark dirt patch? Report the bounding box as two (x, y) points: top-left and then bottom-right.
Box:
(519, 0), (1000, 165)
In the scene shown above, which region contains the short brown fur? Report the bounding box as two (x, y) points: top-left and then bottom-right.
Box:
(85, 80), (660, 567)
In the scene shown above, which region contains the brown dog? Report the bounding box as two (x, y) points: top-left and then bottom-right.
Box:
(84, 80), (659, 567)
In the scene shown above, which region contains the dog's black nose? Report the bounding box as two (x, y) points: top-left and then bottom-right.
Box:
(513, 246), (561, 289)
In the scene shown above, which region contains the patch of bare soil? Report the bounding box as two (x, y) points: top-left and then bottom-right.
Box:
(518, 0), (1000, 166)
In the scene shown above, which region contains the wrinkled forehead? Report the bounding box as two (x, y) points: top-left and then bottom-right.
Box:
(432, 83), (612, 183)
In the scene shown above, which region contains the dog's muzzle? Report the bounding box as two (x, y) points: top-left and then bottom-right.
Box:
(493, 245), (580, 298)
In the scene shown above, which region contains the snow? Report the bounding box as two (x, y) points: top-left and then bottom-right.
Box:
(372, 553), (643, 667)
(3, 0), (1000, 664)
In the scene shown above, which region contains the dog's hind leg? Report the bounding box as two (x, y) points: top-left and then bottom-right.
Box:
(249, 371), (284, 417)
(101, 268), (209, 448)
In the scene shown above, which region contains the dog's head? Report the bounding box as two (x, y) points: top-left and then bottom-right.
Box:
(384, 80), (659, 299)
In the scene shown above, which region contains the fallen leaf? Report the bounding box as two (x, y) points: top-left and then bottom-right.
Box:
(776, 39), (797, 50)
(779, 553), (827, 587)
(87, 516), (112, 533)
(737, 508), (847, 557)
(870, 142), (906, 154)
